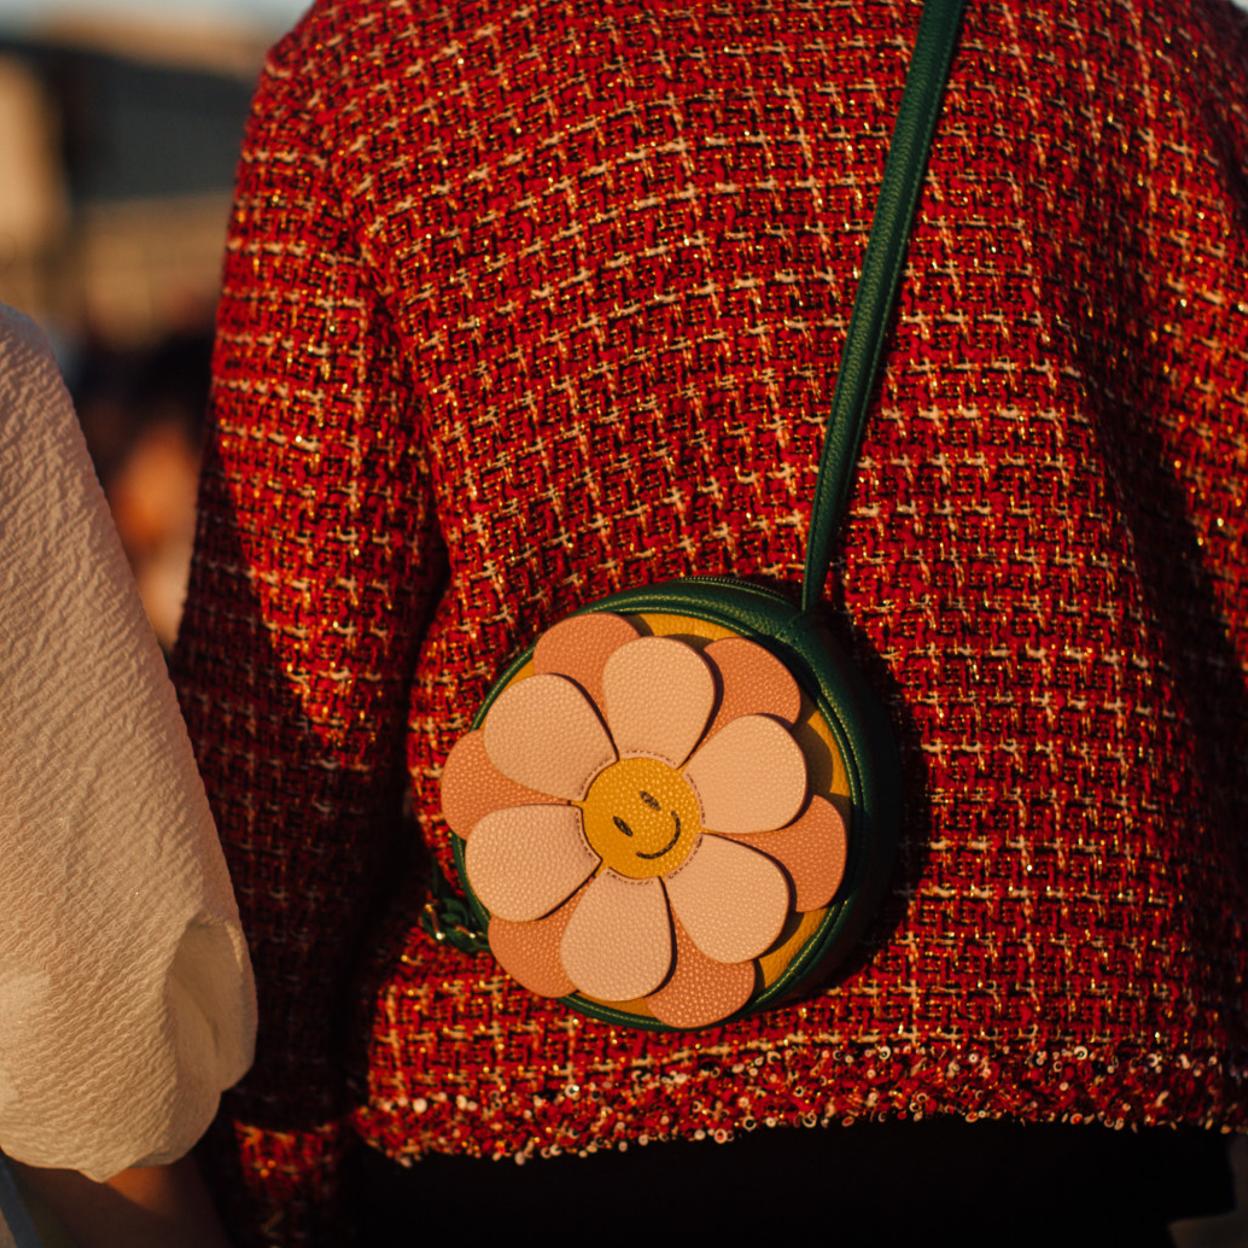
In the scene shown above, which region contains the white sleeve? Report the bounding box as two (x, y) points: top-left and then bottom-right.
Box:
(0, 305), (256, 1181)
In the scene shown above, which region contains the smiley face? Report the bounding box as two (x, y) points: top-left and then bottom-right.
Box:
(581, 757), (703, 880)
(614, 788), (685, 861)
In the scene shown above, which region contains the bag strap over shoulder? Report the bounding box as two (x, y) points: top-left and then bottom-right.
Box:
(801, 0), (967, 613)
(424, 0), (967, 955)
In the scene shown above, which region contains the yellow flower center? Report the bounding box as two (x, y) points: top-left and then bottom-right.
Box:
(581, 757), (702, 880)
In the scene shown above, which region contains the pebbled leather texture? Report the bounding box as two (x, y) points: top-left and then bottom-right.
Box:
(704, 635), (802, 737)
(664, 835), (789, 964)
(720, 794), (848, 912)
(440, 730), (551, 839)
(488, 892), (581, 999)
(464, 805), (597, 922)
(482, 673), (615, 800)
(559, 873), (672, 1000)
(451, 578), (895, 1028)
(601, 635), (715, 767)
(533, 611), (640, 708)
(684, 715), (808, 834)
(646, 915), (756, 1029)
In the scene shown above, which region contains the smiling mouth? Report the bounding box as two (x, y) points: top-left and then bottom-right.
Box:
(635, 812), (683, 861)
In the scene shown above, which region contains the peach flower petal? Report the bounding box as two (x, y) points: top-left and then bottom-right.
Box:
(441, 731), (551, 839)
(465, 805), (598, 922)
(719, 795), (848, 912)
(559, 872), (672, 1000)
(683, 714), (807, 834)
(665, 834), (788, 963)
(483, 673), (615, 800)
(533, 612), (640, 709)
(704, 636), (802, 738)
(489, 888), (585, 998)
(646, 916), (756, 1029)
(601, 636), (715, 767)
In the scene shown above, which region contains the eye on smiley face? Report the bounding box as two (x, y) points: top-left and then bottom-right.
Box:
(581, 756), (702, 880)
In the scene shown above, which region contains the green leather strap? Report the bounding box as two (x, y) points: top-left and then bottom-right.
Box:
(801, 0), (967, 614)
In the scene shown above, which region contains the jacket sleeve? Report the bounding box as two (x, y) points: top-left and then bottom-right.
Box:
(1159, 2), (1248, 681)
(170, 27), (444, 1248)
(1090, 4), (1248, 746)
(0, 306), (256, 1180)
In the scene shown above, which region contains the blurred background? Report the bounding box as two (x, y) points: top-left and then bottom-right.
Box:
(0, 3), (1246, 1243)
(0, 0), (303, 646)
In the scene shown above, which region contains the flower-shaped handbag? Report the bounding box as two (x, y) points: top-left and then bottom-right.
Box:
(432, 0), (966, 1029)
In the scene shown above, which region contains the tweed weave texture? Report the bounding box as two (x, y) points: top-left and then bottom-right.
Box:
(172, 0), (1248, 1241)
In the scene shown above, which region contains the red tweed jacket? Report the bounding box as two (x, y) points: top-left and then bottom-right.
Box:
(173, 0), (1248, 1241)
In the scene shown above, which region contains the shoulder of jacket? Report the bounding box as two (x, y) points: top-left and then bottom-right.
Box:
(260, 0), (531, 97)
(243, 0), (559, 187)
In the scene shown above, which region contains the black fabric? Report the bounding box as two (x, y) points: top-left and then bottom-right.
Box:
(347, 1118), (1234, 1246)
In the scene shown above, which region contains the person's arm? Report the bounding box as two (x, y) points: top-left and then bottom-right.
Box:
(1070, 2), (1248, 789)
(9, 1154), (232, 1248)
(0, 305), (255, 1200)
(170, 16), (445, 1246)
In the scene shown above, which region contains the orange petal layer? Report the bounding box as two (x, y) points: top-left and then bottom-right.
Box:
(664, 834), (789, 964)
(534, 612), (639, 709)
(601, 636), (715, 767)
(489, 889), (584, 998)
(483, 673), (615, 800)
(719, 794), (848, 912)
(704, 636), (802, 738)
(441, 731), (551, 839)
(646, 916), (756, 1029)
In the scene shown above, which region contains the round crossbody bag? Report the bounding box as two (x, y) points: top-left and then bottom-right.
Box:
(428, 0), (967, 1030)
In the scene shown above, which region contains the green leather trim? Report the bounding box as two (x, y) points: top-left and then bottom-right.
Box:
(450, 575), (901, 1031)
(801, 0), (967, 612)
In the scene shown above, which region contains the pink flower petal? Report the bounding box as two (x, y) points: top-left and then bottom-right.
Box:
(440, 730), (551, 839)
(703, 636), (802, 739)
(718, 795), (848, 912)
(465, 805), (598, 922)
(665, 834), (789, 964)
(533, 612), (639, 711)
(645, 916), (756, 1029)
(559, 872), (672, 1000)
(489, 888), (585, 998)
(483, 673), (615, 800)
(601, 636), (715, 767)
(683, 714), (807, 834)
